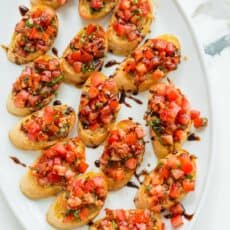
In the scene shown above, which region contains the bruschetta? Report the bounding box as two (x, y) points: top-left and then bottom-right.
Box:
(31, 0), (67, 9)
(7, 55), (63, 117)
(78, 72), (120, 147)
(113, 34), (181, 93)
(144, 83), (192, 159)
(20, 137), (88, 199)
(135, 149), (196, 212)
(9, 105), (76, 150)
(90, 209), (164, 230)
(99, 120), (145, 191)
(107, 0), (153, 56)
(62, 24), (108, 85)
(47, 172), (108, 229)
(79, 0), (117, 20)
(7, 5), (58, 65)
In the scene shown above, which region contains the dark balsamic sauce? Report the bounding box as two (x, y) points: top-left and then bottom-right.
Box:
(134, 170), (148, 184)
(52, 47), (59, 57)
(126, 181), (139, 189)
(9, 156), (27, 168)
(119, 90), (131, 108)
(104, 60), (121, 68)
(127, 95), (143, 104)
(187, 133), (200, 141)
(53, 100), (62, 106)
(88, 220), (94, 226)
(18, 5), (29, 16)
(94, 160), (100, 168)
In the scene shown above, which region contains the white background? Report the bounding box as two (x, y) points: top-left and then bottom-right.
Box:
(0, 0), (230, 229)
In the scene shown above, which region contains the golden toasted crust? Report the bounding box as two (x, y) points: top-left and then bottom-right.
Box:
(61, 25), (108, 85)
(135, 149), (196, 210)
(78, 72), (120, 147)
(9, 105), (76, 150)
(30, 0), (66, 9)
(7, 6), (58, 65)
(47, 172), (108, 229)
(79, 0), (117, 20)
(107, 0), (153, 56)
(113, 34), (181, 93)
(7, 55), (59, 117)
(101, 120), (144, 191)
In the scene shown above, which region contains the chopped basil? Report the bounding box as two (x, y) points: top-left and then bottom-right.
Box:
(132, 8), (142, 15)
(47, 74), (64, 86)
(73, 210), (80, 218)
(147, 118), (164, 135)
(112, 220), (118, 229)
(95, 102), (103, 110)
(80, 32), (85, 44)
(81, 62), (96, 73)
(134, 0), (138, 4)
(186, 174), (193, 180)
(36, 102), (43, 109)
(145, 185), (152, 191)
(25, 19), (33, 28)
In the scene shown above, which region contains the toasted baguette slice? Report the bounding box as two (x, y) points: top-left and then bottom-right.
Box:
(145, 82), (192, 159)
(7, 5), (58, 65)
(7, 55), (63, 117)
(90, 209), (164, 230)
(47, 172), (108, 229)
(31, 0), (67, 9)
(135, 149), (196, 212)
(78, 72), (120, 147)
(20, 137), (86, 199)
(107, 0), (153, 56)
(61, 24), (108, 85)
(100, 119), (145, 190)
(79, 0), (117, 20)
(113, 34), (181, 93)
(9, 105), (76, 150)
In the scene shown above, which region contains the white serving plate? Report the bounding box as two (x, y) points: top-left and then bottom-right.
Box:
(0, 0), (214, 229)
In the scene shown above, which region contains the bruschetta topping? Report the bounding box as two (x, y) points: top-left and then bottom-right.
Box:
(145, 83), (191, 145)
(21, 106), (74, 142)
(14, 7), (58, 58)
(64, 24), (106, 74)
(31, 138), (88, 186)
(100, 123), (145, 181)
(124, 39), (181, 86)
(12, 57), (63, 109)
(89, 0), (104, 11)
(145, 152), (196, 212)
(113, 0), (151, 42)
(95, 209), (164, 230)
(79, 73), (119, 130)
(64, 175), (107, 221)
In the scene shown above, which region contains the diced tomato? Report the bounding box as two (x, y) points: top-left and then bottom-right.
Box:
(43, 107), (55, 124)
(79, 208), (89, 220)
(167, 155), (180, 169)
(119, 0), (131, 10)
(190, 109), (200, 120)
(109, 100), (119, 111)
(113, 23), (126, 36)
(32, 8), (42, 18)
(108, 168), (125, 181)
(174, 129), (185, 142)
(154, 39), (167, 51)
(170, 215), (184, 228)
(158, 166), (169, 179)
(139, 1), (151, 16)
(169, 183), (180, 199)
(193, 117), (207, 128)
(47, 173), (61, 184)
(88, 86), (99, 98)
(171, 169), (184, 180)
(124, 59), (136, 72)
(177, 112), (190, 126)
(182, 180), (195, 192)
(72, 62), (82, 73)
(63, 214), (75, 223)
(125, 158), (137, 170)
(80, 50), (93, 63)
(125, 132), (137, 145)
(135, 127), (145, 139)
(89, 122), (100, 131)
(29, 27), (39, 40)
(77, 161), (88, 173)
(115, 209), (126, 221)
(144, 48), (154, 59)
(70, 50), (81, 61)
(136, 63), (147, 75)
(53, 143), (66, 157)
(26, 120), (41, 134)
(161, 134), (173, 145)
(166, 87), (180, 102)
(86, 24), (97, 35)
(170, 203), (185, 215)
(128, 31), (138, 41)
(66, 151), (76, 163)
(92, 176), (104, 187)
(166, 42), (176, 56)
(180, 157), (193, 174)
(108, 130), (120, 144)
(90, 0), (103, 10)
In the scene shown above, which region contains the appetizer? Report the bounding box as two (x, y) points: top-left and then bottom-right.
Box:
(7, 5), (58, 65)
(9, 105), (76, 150)
(90, 209), (164, 230)
(135, 149), (196, 212)
(78, 72), (120, 147)
(108, 0), (153, 56)
(31, 0), (67, 9)
(47, 172), (108, 229)
(113, 34), (181, 93)
(79, 0), (117, 20)
(62, 24), (108, 85)
(145, 83), (192, 159)
(100, 120), (145, 190)
(7, 55), (63, 116)
(20, 137), (88, 199)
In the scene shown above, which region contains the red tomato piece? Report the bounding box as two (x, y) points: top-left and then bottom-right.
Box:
(79, 208), (89, 220)
(125, 158), (137, 170)
(182, 180), (195, 192)
(170, 215), (184, 228)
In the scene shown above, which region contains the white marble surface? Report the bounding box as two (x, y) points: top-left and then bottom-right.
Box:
(1, 0), (230, 229)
